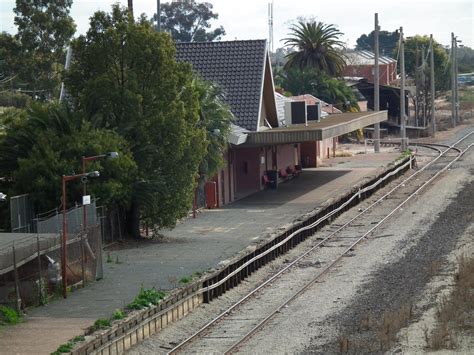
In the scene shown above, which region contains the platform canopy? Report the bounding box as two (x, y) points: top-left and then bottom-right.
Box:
(245, 111), (387, 146)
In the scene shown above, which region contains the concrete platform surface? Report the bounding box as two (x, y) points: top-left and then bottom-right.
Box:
(0, 148), (400, 355)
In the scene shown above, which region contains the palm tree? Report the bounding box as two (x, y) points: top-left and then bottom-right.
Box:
(283, 21), (346, 77)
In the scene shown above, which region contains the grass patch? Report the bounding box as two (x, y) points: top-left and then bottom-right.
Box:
(337, 303), (414, 353)
(0, 305), (20, 325)
(127, 287), (166, 310)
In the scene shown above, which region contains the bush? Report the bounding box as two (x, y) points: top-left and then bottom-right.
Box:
(127, 287), (166, 310)
(112, 309), (125, 320)
(90, 318), (111, 332)
(0, 305), (20, 325)
(0, 91), (31, 108)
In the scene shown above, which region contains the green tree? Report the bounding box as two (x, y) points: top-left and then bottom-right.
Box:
(355, 30), (399, 57)
(194, 78), (233, 182)
(457, 46), (474, 73)
(65, 5), (207, 238)
(400, 35), (449, 91)
(13, 0), (76, 99)
(157, 0), (225, 42)
(0, 104), (137, 214)
(283, 21), (346, 76)
(278, 68), (359, 112)
(0, 32), (21, 81)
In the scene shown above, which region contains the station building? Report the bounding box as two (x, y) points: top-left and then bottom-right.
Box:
(176, 40), (387, 207)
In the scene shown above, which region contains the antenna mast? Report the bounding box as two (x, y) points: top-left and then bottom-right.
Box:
(268, 1), (274, 53)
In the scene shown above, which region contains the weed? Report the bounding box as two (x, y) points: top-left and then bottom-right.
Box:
(338, 335), (349, 353)
(179, 276), (192, 284)
(179, 271), (203, 285)
(38, 278), (49, 306)
(360, 312), (372, 330)
(112, 309), (125, 320)
(106, 253), (112, 263)
(52, 342), (73, 354)
(335, 151), (353, 158)
(90, 318), (111, 332)
(72, 335), (85, 342)
(167, 275), (178, 288)
(127, 287), (166, 310)
(395, 150), (412, 162)
(0, 305), (20, 325)
(426, 253), (474, 350)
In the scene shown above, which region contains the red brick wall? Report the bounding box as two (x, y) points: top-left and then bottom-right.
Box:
(344, 63), (396, 85)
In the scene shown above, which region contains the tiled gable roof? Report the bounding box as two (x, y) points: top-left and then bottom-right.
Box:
(176, 40), (267, 131)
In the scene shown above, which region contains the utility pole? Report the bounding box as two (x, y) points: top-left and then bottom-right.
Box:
(128, 0), (134, 18)
(157, 0), (161, 31)
(430, 34), (436, 136)
(374, 13), (380, 153)
(400, 27), (407, 151)
(451, 33), (456, 127)
(421, 46), (426, 128)
(454, 37), (460, 123)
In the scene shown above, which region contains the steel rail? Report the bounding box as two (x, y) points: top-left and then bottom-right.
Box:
(224, 140), (473, 354)
(169, 131), (473, 354)
(411, 142), (462, 154)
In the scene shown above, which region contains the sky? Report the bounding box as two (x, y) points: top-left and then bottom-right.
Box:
(1, 0), (473, 49)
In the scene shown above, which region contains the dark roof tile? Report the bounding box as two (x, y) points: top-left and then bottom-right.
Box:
(176, 40), (267, 131)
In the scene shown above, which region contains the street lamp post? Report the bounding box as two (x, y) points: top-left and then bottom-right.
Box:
(61, 171), (100, 299)
(81, 152), (118, 231)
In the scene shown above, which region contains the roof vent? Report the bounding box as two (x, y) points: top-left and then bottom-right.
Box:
(307, 103), (321, 122)
(284, 101), (307, 126)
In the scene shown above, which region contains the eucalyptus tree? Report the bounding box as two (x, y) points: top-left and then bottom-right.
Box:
(13, 0), (76, 99)
(157, 0), (225, 42)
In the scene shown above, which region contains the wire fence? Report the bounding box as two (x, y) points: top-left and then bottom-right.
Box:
(0, 225), (101, 311)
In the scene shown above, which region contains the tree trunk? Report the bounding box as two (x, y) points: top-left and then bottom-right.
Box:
(125, 200), (141, 239)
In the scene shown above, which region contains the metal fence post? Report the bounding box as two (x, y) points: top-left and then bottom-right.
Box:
(12, 244), (22, 313)
(81, 232), (86, 286)
(37, 235), (43, 304)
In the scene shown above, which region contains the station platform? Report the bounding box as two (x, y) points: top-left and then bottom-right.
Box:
(0, 147), (401, 355)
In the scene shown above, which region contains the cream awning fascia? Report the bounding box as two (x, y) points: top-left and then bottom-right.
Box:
(245, 111), (388, 146)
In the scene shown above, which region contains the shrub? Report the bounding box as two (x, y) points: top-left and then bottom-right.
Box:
(112, 309), (125, 320)
(127, 287), (166, 310)
(0, 91), (31, 108)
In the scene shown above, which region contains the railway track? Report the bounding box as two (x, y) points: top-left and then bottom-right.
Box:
(166, 131), (474, 354)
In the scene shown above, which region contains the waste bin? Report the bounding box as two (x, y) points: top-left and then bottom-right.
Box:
(267, 170), (278, 189)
